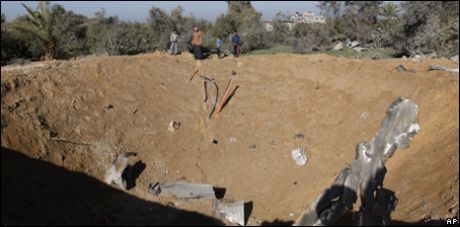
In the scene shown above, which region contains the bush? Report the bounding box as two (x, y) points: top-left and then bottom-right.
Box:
(292, 23), (331, 53)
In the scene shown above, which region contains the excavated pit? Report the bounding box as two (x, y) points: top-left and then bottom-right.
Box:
(1, 53), (458, 225)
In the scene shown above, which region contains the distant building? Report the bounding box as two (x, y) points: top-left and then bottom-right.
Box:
(290, 11), (326, 24)
(262, 11), (325, 32)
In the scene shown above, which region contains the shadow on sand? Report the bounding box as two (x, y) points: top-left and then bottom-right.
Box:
(1, 147), (223, 225)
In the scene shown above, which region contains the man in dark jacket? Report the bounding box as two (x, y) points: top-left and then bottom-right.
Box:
(231, 30), (241, 57)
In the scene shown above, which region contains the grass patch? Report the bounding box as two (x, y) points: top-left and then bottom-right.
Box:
(322, 48), (395, 59)
(245, 45), (395, 59)
(244, 45), (294, 55)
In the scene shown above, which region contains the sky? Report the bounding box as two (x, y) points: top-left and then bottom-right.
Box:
(1, 1), (320, 22)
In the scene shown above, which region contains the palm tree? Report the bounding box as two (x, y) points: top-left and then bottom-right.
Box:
(380, 2), (400, 21)
(18, 1), (57, 60)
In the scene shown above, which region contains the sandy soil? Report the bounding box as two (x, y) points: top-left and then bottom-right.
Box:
(1, 52), (458, 225)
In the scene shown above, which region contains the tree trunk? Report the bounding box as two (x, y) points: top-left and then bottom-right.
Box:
(44, 43), (55, 61)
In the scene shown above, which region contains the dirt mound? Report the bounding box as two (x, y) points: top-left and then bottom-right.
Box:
(1, 52), (458, 225)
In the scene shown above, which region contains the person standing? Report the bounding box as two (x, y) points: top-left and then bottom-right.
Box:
(191, 27), (203, 59)
(170, 30), (179, 55)
(231, 30), (241, 57)
(216, 35), (224, 59)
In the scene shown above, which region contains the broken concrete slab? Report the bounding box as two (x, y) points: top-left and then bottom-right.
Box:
(214, 200), (247, 226)
(428, 65), (459, 73)
(148, 181), (225, 199)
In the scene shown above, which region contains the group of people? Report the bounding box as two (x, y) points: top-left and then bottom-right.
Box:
(169, 27), (241, 60)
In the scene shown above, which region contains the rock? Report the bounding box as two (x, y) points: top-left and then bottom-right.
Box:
(168, 121), (181, 132)
(103, 104), (113, 111)
(294, 133), (305, 139)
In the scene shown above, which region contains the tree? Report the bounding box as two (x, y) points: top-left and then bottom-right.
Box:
(18, 1), (57, 60)
(51, 4), (87, 58)
(380, 2), (399, 21)
(147, 7), (171, 50)
(212, 1), (268, 53)
(292, 23), (330, 53)
(396, 1), (459, 56)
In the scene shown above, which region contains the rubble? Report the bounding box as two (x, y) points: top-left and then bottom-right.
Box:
(333, 42), (343, 51)
(396, 64), (416, 73)
(428, 65), (459, 73)
(214, 200), (246, 226)
(168, 120), (181, 132)
(291, 147), (307, 166)
(352, 47), (367, 52)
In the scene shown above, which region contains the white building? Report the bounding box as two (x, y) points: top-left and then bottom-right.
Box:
(262, 11), (325, 32)
(290, 11), (326, 24)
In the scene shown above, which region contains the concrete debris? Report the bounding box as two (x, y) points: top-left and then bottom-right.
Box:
(346, 40), (361, 48)
(294, 133), (305, 139)
(214, 200), (246, 226)
(148, 181), (219, 199)
(295, 97), (420, 226)
(105, 152), (138, 190)
(396, 64), (416, 73)
(428, 65), (459, 73)
(103, 104), (113, 110)
(333, 42), (343, 51)
(411, 54), (423, 63)
(449, 55), (459, 63)
(371, 53), (382, 60)
(352, 47), (367, 52)
(168, 121), (181, 132)
(291, 147), (307, 166)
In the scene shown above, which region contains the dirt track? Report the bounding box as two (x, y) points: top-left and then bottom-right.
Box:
(1, 52), (459, 225)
